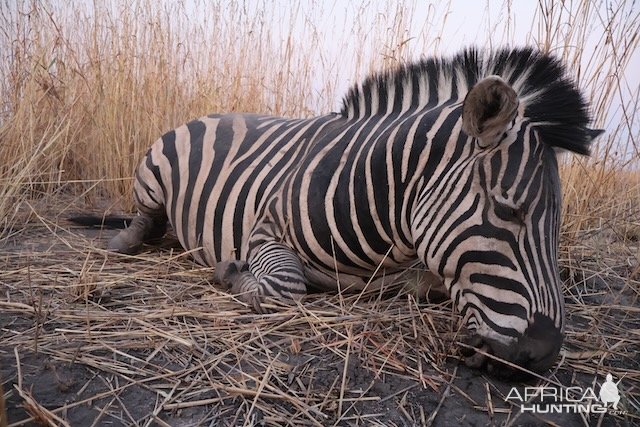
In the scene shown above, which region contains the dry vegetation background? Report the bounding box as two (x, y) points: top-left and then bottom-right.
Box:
(0, 0), (639, 235)
(0, 0), (639, 426)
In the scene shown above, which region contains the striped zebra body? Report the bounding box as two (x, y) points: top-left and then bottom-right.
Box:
(135, 113), (340, 265)
(110, 48), (602, 375)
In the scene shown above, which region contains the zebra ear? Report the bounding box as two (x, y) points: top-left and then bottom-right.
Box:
(462, 75), (519, 147)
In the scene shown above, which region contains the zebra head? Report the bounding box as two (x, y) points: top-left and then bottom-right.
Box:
(415, 50), (602, 376)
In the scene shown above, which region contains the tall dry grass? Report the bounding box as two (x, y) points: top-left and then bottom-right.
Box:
(0, 0), (638, 249)
(526, 0), (640, 246)
(0, 0), (335, 229)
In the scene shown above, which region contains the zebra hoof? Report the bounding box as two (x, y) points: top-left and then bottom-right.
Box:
(213, 260), (250, 287)
(236, 289), (267, 314)
(107, 233), (142, 255)
(213, 261), (268, 313)
(230, 281), (269, 314)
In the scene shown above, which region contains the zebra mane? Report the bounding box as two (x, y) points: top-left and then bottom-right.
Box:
(339, 47), (594, 155)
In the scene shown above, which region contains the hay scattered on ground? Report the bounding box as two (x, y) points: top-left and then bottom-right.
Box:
(0, 204), (638, 426)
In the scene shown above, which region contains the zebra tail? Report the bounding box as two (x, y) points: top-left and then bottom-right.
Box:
(68, 215), (133, 229)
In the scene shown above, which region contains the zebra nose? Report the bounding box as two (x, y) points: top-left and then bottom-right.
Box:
(515, 313), (564, 374)
(462, 313), (564, 377)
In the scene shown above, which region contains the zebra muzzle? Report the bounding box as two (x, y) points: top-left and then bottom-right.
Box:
(460, 314), (564, 378)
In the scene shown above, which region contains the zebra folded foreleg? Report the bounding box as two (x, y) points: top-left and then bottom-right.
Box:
(214, 242), (308, 313)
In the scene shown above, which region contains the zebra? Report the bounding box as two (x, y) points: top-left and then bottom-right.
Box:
(87, 48), (602, 375)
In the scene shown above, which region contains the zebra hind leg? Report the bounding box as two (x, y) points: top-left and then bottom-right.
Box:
(108, 214), (167, 255)
(213, 242), (308, 313)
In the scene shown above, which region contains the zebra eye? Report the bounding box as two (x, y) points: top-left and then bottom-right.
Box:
(494, 202), (524, 223)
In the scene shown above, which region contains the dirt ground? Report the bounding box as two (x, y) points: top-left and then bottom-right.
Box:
(1, 215), (638, 426)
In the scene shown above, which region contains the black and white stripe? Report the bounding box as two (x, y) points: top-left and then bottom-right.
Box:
(111, 47), (601, 374)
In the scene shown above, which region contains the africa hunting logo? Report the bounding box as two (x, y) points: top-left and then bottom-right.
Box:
(506, 373), (627, 415)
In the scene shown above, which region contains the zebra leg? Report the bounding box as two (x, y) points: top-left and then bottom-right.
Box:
(213, 242), (307, 312)
(213, 260), (264, 312)
(108, 214), (167, 255)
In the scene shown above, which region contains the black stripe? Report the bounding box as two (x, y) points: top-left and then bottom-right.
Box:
(461, 302), (521, 338)
(160, 130), (178, 227)
(134, 167), (161, 207)
(469, 273), (531, 304)
(182, 120), (206, 246)
(448, 246), (517, 282)
(462, 288), (528, 319)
